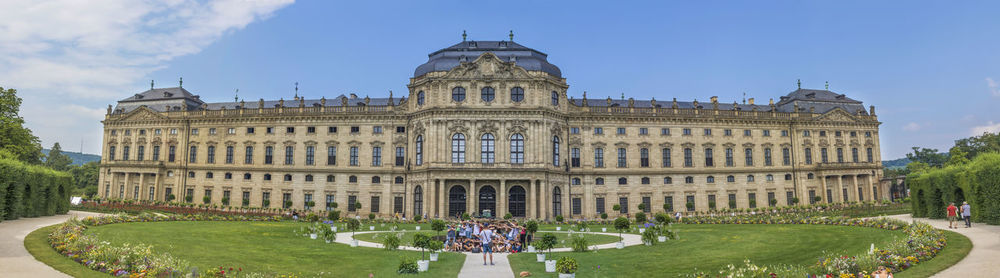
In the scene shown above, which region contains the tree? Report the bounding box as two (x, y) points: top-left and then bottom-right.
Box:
(613, 217), (630, 242)
(431, 219), (446, 237)
(906, 147), (947, 168)
(0, 86), (43, 164)
(945, 146), (971, 167)
(45, 143), (73, 171)
(69, 161), (99, 197)
(906, 161), (930, 174)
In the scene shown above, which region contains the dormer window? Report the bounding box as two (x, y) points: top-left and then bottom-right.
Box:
(499, 41), (508, 48)
(468, 41), (477, 48)
(163, 92), (173, 98)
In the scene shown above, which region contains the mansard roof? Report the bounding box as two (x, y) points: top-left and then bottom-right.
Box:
(569, 88), (869, 115)
(415, 40), (561, 78)
(119, 87), (201, 103)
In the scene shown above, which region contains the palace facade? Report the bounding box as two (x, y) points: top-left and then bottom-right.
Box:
(98, 39), (886, 220)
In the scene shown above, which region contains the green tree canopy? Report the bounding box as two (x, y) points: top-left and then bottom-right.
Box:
(905, 147), (947, 168)
(0, 87), (43, 164)
(945, 146), (971, 167)
(45, 142), (73, 171)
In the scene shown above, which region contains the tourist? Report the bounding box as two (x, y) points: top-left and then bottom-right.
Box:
(446, 225), (456, 246)
(961, 201), (972, 228)
(480, 224), (494, 265)
(946, 202), (958, 229)
(675, 211), (682, 222)
(872, 266), (893, 278)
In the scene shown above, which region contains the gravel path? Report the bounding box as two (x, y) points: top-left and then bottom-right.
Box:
(0, 211), (102, 278)
(886, 214), (1000, 278)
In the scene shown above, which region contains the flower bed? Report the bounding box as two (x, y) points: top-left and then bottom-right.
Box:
(682, 215), (946, 277)
(48, 213), (279, 277)
(74, 200), (279, 218)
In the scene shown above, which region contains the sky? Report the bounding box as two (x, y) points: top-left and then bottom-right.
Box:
(1, 0), (999, 159)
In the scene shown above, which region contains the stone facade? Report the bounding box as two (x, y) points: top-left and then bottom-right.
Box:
(98, 40), (886, 220)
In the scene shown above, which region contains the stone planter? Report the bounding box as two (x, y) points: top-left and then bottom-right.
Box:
(350, 239), (359, 247)
(559, 273), (576, 278)
(331, 226), (338, 232)
(644, 242), (652, 246)
(616, 242), (625, 249)
(602, 228), (607, 232)
(556, 227), (562, 231)
(639, 228), (645, 233)
(309, 233), (317, 239)
(430, 252), (439, 262)
(536, 253), (546, 262)
(369, 226), (375, 231)
(527, 246), (536, 253)
(658, 236), (667, 242)
(417, 260), (429, 272)
(325, 239), (332, 243)
(415, 226), (421, 231)
(544, 260), (556, 272)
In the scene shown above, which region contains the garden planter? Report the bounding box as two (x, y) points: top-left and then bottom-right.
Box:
(556, 227), (561, 231)
(527, 246), (536, 253)
(430, 252), (439, 261)
(658, 236), (667, 242)
(415, 226), (421, 231)
(536, 253), (546, 262)
(639, 228), (645, 233)
(331, 226), (337, 232)
(350, 239), (359, 247)
(417, 260), (429, 272)
(616, 242), (624, 249)
(325, 239), (332, 243)
(544, 260), (556, 272)
(644, 242), (652, 246)
(601, 228), (607, 232)
(559, 274), (576, 278)
(310, 233), (317, 239)
(369, 226), (375, 231)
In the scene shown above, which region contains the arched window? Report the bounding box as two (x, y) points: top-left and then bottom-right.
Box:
(284, 174), (292, 181)
(618, 177), (627, 185)
(596, 178), (605, 185)
(305, 174), (313, 182)
(414, 186), (423, 216)
(727, 175), (735, 182)
(395, 176), (404, 184)
(552, 136), (560, 166)
(807, 173), (815, 179)
(372, 176), (381, 184)
(451, 134), (466, 163)
(481, 133), (495, 163)
(452, 87), (466, 102)
(663, 177), (672, 184)
(510, 87), (524, 102)
(264, 173), (271, 180)
(747, 175), (755, 182)
(415, 135), (423, 165)
(641, 177), (650, 184)
(551, 91), (559, 106)
(706, 176), (715, 183)
(552, 186), (562, 217)
(326, 175), (334, 182)
(766, 174), (774, 181)
(685, 176), (694, 184)
(784, 174), (792, 180)
(510, 134), (524, 164)
(481, 87), (495, 102)
(417, 91), (425, 105)
(349, 175), (357, 183)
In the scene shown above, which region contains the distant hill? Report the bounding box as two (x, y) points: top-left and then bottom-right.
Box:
(882, 157), (911, 169)
(43, 149), (101, 165)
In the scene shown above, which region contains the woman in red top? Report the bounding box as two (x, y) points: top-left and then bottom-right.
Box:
(946, 202), (958, 229)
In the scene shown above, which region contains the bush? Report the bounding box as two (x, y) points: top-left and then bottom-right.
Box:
(555, 214), (564, 223)
(600, 212), (608, 220)
(635, 212), (646, 223)
(327, 210), (341, 221)
(203, 196), (211, 204)
(612, 204), (621, 212)
(909, 152), (1000, 224)
(654, 213), (671, 224)
(346, 218), (361, 235)
(368, 213), (376, 220)
(397, 256), (418, 274)
(461, 212), (470, 220)
(412, 233), (430, 260)
(663, 203), (672, 212)
(0, 158), (71, 220)
(380, 232), (401, 250)
(431, 219), (446, 236)
(185, 195), (193, 203)
(570, 234), (589, 252)
(613, 217), (630, 240)
(504, 212), (513, 220)
(413, 214), (422, 222)
(556, 257), (578, 274)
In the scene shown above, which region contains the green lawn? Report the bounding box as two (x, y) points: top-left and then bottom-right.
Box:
(24, 225), (107, 278)
(84, 221), (464, 277)
(509, 224), (903, 277)
(352, 231), (620, 249)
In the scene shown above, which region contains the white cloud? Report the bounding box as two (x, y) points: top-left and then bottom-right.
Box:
(0, 0), (294, 153)
(903, 122), (921, 132)
(988, 77), (1000, 97)
(970, 121), (1000, 136)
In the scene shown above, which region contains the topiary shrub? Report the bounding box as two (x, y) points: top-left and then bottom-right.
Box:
(555, 214), (564, 223)
(327, 210), (341, 221)
(397, 256), (418, 274)
(634, 212), (646, 223)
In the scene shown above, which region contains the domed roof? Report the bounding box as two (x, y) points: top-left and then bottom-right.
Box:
(414, 40), (562, 78)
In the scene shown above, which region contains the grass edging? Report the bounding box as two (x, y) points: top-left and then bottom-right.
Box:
(23, 224), (108, 278)
(895, 230), (972, 278)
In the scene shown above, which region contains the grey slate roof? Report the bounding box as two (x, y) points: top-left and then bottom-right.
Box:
(204, 94), (404, 110)
(119, 87), (201, 103)
(414, 40), (562, 78)
(570, 88), (868, 115)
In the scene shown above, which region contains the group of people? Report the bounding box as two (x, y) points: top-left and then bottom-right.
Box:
(946, 201), (972, 229)
(444, 220), (528, 264)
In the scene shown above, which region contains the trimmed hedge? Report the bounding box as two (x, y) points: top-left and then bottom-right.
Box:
(908, 152), (1000, 224)
(1, 157), (72, 221)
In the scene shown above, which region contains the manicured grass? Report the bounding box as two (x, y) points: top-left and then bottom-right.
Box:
(24, 225), (107, 278)
(85, 221), (464, 277)
(895, 230), (972, 278)
(352, 231), (620, 249)
(509, 224), (903, 277)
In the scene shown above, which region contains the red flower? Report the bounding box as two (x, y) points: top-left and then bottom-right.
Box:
(229, 267), (233, 271)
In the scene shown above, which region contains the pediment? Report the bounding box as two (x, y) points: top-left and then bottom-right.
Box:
(442, 52), (534, 80)
(121, 106), (168, 121)
(816, 108), (857, 123)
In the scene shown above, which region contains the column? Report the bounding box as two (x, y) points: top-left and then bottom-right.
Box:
(836, 175), (845, 203)
(852, 175), (860, 202)
(527, 181), (536, 219)
(540, 179), (548, 220)
(436, 179), (444, 218)
(868, 175), (877, 201)
(820, 175), (828, 203)
(498, 179), (507, 218)
(139, 173), (147, 200)
(154, 172), (162, 201)
(468, 179), (476, 216)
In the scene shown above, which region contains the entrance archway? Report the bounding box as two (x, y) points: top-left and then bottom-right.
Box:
(448, 186), (466, 218)
(478, 186), (496, 217)
(954, 187), (966, 205)
(508, 186), (526, 217)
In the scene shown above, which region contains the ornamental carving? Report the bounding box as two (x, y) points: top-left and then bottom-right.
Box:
(817, 108), (857, 123)
(370, 141), (385, 147)
(449, 121), (469, 134)
(263, 140), (276, 146)
(550, 123), (563, 136)
(225, 140), (237, 146)
(701, 142), (715, 148)
(281, 140), (295, 146)
(722, 142), (736, 148)
(614, 141), (630, 148)
(205, 140), (218, 146)
(442, 53), (534, 80)
(244, 140), (258, 146)
(412, 121), (425, 136)
(347, 140), (362, 147)
(188, 141), (199, 145)
(151, 137), (162, 145)
(393, 135), (407, 146)
(780, 143), (792, 148)
(568, 136), (584, 147)
(762, 143), (774, 148)
(303, 140), (317, 146)
(681, 142), (695, 148)
(507, 122), (527, 136)
(478, 121), (498, 136)
(591, 142), (607, 148)
(659, 142), (674, 148)
(742, 142), (756, 148)
(638, 142), (652, 148)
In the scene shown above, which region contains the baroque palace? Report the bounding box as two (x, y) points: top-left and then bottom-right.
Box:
(98, 38), (886, 220)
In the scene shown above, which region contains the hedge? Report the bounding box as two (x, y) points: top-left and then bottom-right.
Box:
(1, 157), (72, 221)
(908, 152), (1000, 225)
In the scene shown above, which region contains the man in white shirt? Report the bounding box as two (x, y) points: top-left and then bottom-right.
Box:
(479, 224), (494, 265)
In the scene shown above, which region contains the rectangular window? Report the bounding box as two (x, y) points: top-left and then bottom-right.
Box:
(767, 192), (776, 207)
(327, 146), (336, 165)
(262, 192), (270, 207)
(781, 130), (788, 137)
(227, 128), (236, 134)
(596, 197), (605, 214)
(570, 127), (580, 134)
(152, 146), (160, 161)
(284, 146), (294, 165)
(372, 146), (382, 166)
(208, 128), (216, 135)
(243, 191), (250, 206)
(350, 146), (359, 166)
(206, 146), (215, 163)
(245, 146), (254, 164)
(803, 130), (811, 137)
(122, 146), (130, 161)
(350, 126), (360, 133)
(725, 148), (734, 167)
(641, 196), (651, 213)
(616, 127), (626, 135)
(640, 148), (649, 167)
(326, 194), (336, 211)
(571, 148), (580, 167)
(594, 148), (604, 168)
(619, 197), (629, 214)
(728, 194), (737, 208)
(835, 131), (842, 137)
(661, 128), (670, 135)
(371, 196), (380, 213)
(662, 148), (671, 167)
(764, 148), (773, 166)
(225, 146), (234, 164)
(703, 128), (711, 135)
(190, 128), (198, 135)
(594, 127), (603, 135)
(745, 148), (754, 166)
(744, 129), (751, 136)
(866, 148), (873, 162)
(328, 126), (338, 133)
(286, 127), (295, 134)
(682, 128), (691, 135)
(247, 127), (255, 134)
(617, 148), (627, 168)
(395, 147), (405, 166)
(686, 195), (695, 211)
(664, 196), (673, 212)
(136, 146), (144, 161)
(724, 129), (732, 136)
(787, 191), (795, 206)
(282, 193), (291, 208)
(373, 126), (382, 134)
(572, 198), (581, 215)
(782, 148), (791, 166)
(394, 196), (404, 213)
(264, 146), (273, 165)
(852, 148), (859, 163)
(821, 148), (829, 163)
(704, 148), (714, 167)
(837, 148), (844, 163)
(805, 148), (813, 164)
(683, 148), (693, 167)
(307, 126), (316, 133)
(639, 128), (648, 135)
(168, 146), (176, 162)
(148, 186), (155, 200)
(347, 196), (357, 212)
(266, 127), (274, 134)
(748, 193), (757, 208)
(763, 130), (771, 137)
(305, 146), (315, 165)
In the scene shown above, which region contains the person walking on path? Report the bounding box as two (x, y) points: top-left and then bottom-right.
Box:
(946, 202), (958, 229)
(961, 201), (972, 228)
(479, 224), (494, 265)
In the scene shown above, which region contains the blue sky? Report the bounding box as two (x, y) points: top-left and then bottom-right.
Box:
(3, 1), (999, 159)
